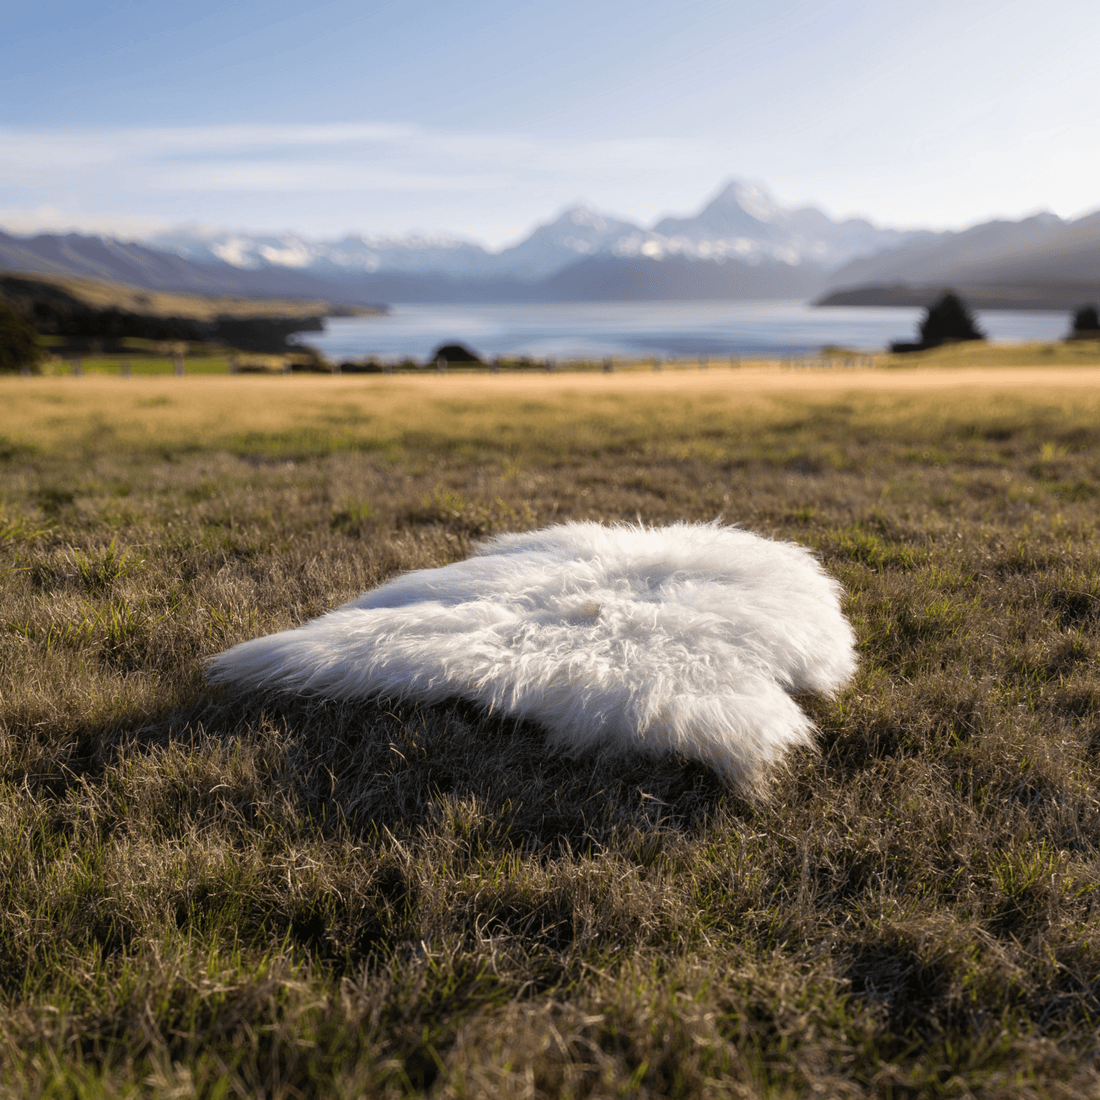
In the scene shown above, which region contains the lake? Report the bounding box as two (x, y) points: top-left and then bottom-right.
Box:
(304, 301), (1071, 363)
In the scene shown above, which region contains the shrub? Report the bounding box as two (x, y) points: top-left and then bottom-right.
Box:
(0, 300), (42, 373)
(431, 342), (483, 365)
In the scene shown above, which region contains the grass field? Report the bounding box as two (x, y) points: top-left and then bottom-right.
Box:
(36, 352), (318, 378)
(3, 350), (1100, 1097)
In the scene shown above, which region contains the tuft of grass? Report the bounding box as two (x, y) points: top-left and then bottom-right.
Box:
(71, 536), (144, 594)
(0, 506), (51, 546)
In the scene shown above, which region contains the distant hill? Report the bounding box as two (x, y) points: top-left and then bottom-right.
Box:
(0, 270), (370, 321)
(0, 271), (381, 354)
(818, 211), (1100, 311)
(816, 283), (1100, 311)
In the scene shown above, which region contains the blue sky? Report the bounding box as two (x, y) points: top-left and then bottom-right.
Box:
(3, 0), (1099, 246)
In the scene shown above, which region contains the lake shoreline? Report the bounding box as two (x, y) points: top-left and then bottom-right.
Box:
(304, 299), (1072, 363)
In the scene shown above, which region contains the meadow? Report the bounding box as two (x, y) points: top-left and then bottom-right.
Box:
(3, 350), (1100, 1097)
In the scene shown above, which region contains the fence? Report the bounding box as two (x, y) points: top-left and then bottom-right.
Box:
(32, 352), (883, 379)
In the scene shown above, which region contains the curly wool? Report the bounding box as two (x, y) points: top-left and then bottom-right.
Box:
(206, 521), (856, 794)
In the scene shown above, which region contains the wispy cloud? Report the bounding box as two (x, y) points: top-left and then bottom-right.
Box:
(0, 122), (417, 168)
(0, 121), (722, 242)
(0, 122), (706, 190)
(149, 163), (514, 194)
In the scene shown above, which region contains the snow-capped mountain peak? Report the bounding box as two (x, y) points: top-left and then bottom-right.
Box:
(716, 180), (784, 223)
(143, 180), (924, 283)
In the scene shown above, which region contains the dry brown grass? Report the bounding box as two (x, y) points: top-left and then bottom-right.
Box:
(7, 357), (1100, 455)
(2, 362), (1100, 1097)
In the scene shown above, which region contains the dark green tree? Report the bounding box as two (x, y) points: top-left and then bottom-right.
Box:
(1069, 303), (1100, 336)
(0, 301), (42, 373)
(918, 291), (984, 347)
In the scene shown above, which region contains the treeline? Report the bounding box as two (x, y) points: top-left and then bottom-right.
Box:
(0, 276), (324, 354)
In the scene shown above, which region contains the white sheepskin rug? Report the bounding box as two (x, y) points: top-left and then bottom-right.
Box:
(206, 522), (856, 794)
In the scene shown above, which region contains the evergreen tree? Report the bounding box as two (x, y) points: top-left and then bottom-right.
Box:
(1070, 304), (1100, 336)
(0, 301), (41, 373)
(918, 291), (984, 347)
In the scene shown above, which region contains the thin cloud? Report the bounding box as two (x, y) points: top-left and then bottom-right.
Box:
(6, 117), (1091, 246)
(0, 122), (727, 242)
(0, 122), (708, 186)
(147, 162), (514, 193)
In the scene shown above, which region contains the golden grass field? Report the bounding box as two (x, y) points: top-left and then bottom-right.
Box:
(9, 353), (1100, 456)
(5, 343), (1100, 1097)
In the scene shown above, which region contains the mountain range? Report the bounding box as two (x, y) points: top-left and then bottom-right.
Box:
(145, 182), (921, 283)
(2, 180), (1098, 308)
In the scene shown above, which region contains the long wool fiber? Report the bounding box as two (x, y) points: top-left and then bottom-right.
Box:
(207, 522), (857, 793)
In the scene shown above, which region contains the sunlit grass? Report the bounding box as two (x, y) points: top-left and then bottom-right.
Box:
(39, 354), (239, 376)
(3, 355), (1100, 1096)
(8, 350), (1100, 461)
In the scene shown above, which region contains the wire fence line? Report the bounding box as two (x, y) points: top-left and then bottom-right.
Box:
(30, 352), (883, 379)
